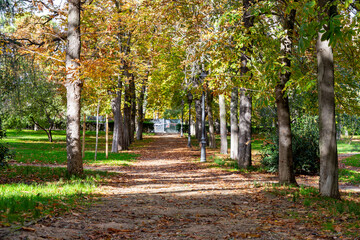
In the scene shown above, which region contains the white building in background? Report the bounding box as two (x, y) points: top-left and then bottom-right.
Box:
(152, 119), (181, 133)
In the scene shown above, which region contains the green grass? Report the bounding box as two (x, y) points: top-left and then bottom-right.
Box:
(339, 169), (360, 185)
(0, 165), (114, 225)
(268, 184), (360, 236)
(0, 165), (114, 184)
(336, 140), (360, 154)
(0, 129), (149, 225)
(342, 154), (360, 167)
(6, 130), (139, 165)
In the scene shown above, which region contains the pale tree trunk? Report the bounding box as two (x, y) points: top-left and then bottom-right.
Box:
(219, 95), (228, 154)
(66, 0), (83, 175)
(238, 90), (252, 168)
(94, 100), (100, 161)
(275, 6), (297, 185)
(111, 79), (123, 152)
(317, 0), (340, 198)
(230, 87), (239, 159)
(238, 0), (254, 168)
(136, 84), (146, 140)
(207, 90), (216, 148)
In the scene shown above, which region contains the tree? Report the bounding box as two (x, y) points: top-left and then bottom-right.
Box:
(317, 0), (340, 198)
(219, 94), (228, 154)
(230, 87), (239, 159)
(275, 2), (297, 184)
(66, 0), (83, 175)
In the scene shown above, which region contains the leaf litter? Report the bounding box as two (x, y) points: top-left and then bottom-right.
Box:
(3, 134), (360, 239)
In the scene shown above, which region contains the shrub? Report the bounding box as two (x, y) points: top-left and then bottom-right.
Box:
(0, 120), (15, 168)
(261, 116), (320, 175)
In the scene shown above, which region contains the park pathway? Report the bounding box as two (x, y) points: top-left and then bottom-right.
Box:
(5, 135), (350, 239)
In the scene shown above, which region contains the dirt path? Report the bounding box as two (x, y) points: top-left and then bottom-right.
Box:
(4, 135), (356, 239)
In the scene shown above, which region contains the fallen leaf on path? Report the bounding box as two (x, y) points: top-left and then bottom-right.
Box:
(107, 228), (132, 233)
(21, 227), (36, 232)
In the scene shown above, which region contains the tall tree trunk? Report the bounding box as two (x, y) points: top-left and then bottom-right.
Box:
(239, 90), (252, 168)
(317, 0), (340, 198)
(111, 79), (123, 152)
(66, 0), (83, 175)
(207, 90), (216, 148)
(195, 99), (202, 142)
(275, 6), (297, 185)
(238, 0), (254, 168)
(230, 87), (239, 159)
(136, 84), (146, 140)
(130, 75), (136, 143)
(219, 94), (228, 154)
(123, 77), (131, 150)
(187, 92), (193, 148)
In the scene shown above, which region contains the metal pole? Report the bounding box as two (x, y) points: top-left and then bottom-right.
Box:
(187, 102), (192, 148)
(181, 100), (184, 137)
(106, 114), (109, 159)
(200, 91), (206, 162)
(82, 114), (86, 158)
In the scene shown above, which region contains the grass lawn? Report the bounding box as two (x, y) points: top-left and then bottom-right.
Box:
(0, 129), (146, 225)
(6, 130), (139, 166)
(337, 140), (360, 154)
(0, 165), (113, 225)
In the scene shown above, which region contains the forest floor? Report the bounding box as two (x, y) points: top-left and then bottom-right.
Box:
(4, 134), (360, 239)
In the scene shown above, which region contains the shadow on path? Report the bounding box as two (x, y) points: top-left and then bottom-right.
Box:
(4, 135), (356, 239)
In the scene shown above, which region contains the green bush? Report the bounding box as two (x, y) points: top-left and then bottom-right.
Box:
(143, 121), (154, 132)
(0, 120), (14, 168)
(261, 116), (320, 175)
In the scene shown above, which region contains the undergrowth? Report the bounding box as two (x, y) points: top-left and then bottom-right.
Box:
(268, 184), (360, 236)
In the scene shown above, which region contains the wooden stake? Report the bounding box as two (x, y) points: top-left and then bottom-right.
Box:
(106, 114), (109, 159)
(82, 114), (86, 158)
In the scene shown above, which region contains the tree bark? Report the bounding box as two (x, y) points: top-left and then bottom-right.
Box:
(130, 75), (136, 143)
(219, 94), (228, 154)
(207, 90), (216, 148)
(275, 7), (297, 185)
(136, 84), (146, 140)
(195, 98), (202, 142)
(111, 79), (123, 152)
(238, 90), (252, 168)
(238, 0), (254, 168)
(230, 87), (239, 159)
(66, 0), (83, 175)
(123, 77), (131, 150)
(317, 0), (340, 198)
